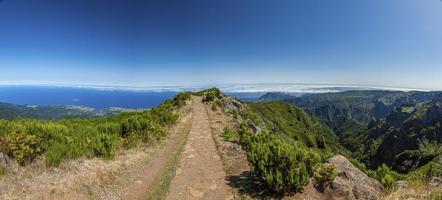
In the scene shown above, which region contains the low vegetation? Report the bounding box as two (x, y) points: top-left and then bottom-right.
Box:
(314, 163), (337, 190)
(0, 92), (191, 167)
(239, 125), (322, 193)
(246, 102), (343, 152)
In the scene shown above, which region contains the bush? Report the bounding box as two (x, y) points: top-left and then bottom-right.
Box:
(45, 141), (68, 166)
(371, 164), (400, 190)
(5, 130), (44, 166)
(349, 157), (368, 173)
(201, 88), (223, 103)
(171, 92), (192, 107)
(211, 100), (223, 111)
(221, 127), (234, 141)
(380, 174), (395, 190)
(406, 155), (442, 185)
(240, 128), (321, 193)
(314, 163), (337, 189)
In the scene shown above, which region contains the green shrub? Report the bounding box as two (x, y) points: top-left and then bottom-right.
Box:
(92, 131), (118, 159)
(371, 164), (401, 190)
(221, 127), (234, 141)
(201, 88), (223, 103)
(171, 92), (192, 107)
(380, 174), (395, 190)
(240, 128), (321, 193)
(349, 157), (368, 173)
(211, 100), (223, 111)
(5, 130), (44, 166)
(314, 163), (337, 189)
(45, 141), (68, 167)
(122, 132), (141, 149)
(406, 155), (442, 184)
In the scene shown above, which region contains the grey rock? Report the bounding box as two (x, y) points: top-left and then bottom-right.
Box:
(429, 177), (442, 187)
(222, 97), (245, 114)
(395, 180), (410, 189)
(0, 152), (11, 167)
(247, 119), (260, 133)
(327, 155), (384, 200)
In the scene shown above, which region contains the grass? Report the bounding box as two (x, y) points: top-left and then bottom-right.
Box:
(146, 119), (191, 200)
(220, 127), (239, 142)
(0, 165), (5, 176)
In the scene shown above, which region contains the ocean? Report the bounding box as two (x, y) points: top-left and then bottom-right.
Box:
(0, 84), (414, 109)
(0, 86), (177, 109)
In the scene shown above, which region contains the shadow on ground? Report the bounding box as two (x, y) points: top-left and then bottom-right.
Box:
(226, 171), (284, 199)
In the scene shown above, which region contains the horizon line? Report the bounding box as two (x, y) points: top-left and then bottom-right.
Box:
(0, 82), (434, 92)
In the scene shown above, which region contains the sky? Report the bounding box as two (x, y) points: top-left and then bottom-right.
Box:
(0, 0), (441, 90)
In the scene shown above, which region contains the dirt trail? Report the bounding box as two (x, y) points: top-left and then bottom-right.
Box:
(166, 97), (233, 200)
(120, 110), (192, 200)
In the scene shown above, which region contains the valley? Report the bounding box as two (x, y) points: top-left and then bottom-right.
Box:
(0, 89), (441, 199)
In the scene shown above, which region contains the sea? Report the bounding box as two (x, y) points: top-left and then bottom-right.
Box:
(0, 84), (416, 109)
(0, 85), (177, 109)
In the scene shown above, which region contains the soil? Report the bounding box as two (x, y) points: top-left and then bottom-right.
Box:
(165, 96), (234, 200)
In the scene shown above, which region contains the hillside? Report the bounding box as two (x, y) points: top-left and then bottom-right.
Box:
(260, 90), (441, 126)
(259, 91), (442, 152)
(0, 102), (138, 120)
(361, 98), (442, 173)
(245, 101), (342, 151)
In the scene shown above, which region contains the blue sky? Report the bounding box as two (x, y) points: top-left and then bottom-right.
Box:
(0, 0), (441, 90)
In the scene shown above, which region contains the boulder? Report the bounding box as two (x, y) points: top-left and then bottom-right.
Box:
(246, 119), (260, 134)
(326, 155), (384, 200)
(0, 152), (11, 167)
(429, 177), (442, 187)
(222, 97), (245, 113)
(395, 180), (410, 189)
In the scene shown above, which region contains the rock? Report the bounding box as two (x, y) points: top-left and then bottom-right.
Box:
(188, 186), (204, 198)
(222, 97), (245, 114)
(429, 177), (442, 187)
(134, 180), (143, 185)
(0, 152), (11, 167)
(327, 155), (384, 200)
(395, 180), (410, 189)
(247, 119), (260, 133)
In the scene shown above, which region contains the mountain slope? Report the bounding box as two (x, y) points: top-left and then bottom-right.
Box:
(259, 90), (442, 153)
(246, 101), (341, 150)
(362, 98), (442, 173)
(260, 90), (441, 125)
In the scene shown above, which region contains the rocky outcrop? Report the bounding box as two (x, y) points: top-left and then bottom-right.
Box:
(222, 97), (245, 114)
(395, 180), (410, 189)
(0, 152), (11, 167)
(429, 177), (442, 187)
(326, 155), (384, 200)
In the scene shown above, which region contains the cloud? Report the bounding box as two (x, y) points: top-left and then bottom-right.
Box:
(11, 83), (428, 93)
